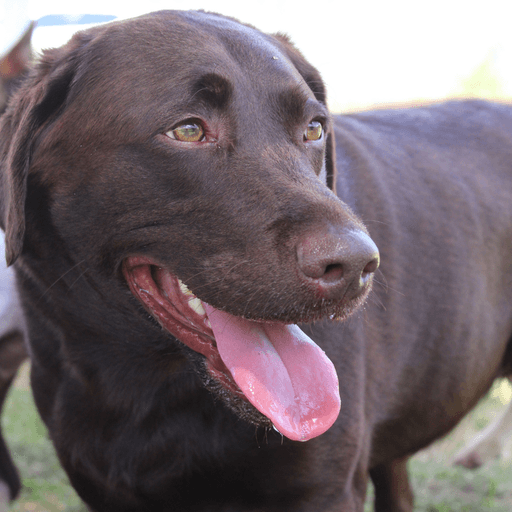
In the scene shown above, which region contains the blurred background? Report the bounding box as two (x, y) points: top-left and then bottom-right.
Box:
(2, 0), (512, 113)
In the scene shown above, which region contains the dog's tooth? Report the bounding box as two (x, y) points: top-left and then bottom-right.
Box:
(178, 278), (194, 297)
(177, 279), (207, 317)
(188, 297), (206, 316)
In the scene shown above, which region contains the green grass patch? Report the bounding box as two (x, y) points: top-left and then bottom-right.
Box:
(3, 363), (86, 511)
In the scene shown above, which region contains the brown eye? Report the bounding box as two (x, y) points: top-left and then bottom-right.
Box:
(167, 121), (205, 142)
(304, 121), (323, 141)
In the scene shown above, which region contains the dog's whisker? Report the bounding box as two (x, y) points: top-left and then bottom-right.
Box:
(365, 290), (386, 311)
(362, 218), (392, 227)
(40, 259), (88, 299)
(66, 267), (91, 292)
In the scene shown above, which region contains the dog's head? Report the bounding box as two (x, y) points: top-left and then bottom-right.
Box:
(0, 11), (379, 441)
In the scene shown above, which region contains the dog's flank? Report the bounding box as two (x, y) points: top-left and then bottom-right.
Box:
(1, 9), (512, 512)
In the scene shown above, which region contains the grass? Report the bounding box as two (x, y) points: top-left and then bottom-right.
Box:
(4, 363), (512, 511)
(3, 363), (86, 512)
(364, 379), (512, 511)
(404, 379), (512, 512)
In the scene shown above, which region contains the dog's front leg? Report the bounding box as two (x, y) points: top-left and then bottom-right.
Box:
(370, 456), (414, 512)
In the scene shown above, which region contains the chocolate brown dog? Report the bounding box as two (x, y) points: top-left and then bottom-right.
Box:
(1, 10), (512, 512)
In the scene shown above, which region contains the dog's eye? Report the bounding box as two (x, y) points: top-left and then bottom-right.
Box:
(304, 121), (323, 142)
(167, 122), (205, 142)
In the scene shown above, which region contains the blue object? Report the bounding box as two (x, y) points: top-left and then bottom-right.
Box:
(37, 14), (116, 27)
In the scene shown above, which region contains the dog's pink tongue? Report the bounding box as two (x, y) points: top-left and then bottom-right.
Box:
(203, 305), (340, 441)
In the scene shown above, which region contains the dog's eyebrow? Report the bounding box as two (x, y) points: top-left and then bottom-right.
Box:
(191, 73), (232, 109)
(277, 87), (329, 125)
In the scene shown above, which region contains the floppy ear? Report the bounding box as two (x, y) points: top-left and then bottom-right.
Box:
(272, 33), (337, 192)
(0, 34), (90, 266)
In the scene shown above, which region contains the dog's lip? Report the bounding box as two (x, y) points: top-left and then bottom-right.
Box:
(122, 256), (246, 399)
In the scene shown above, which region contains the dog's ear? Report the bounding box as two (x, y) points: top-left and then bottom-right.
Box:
(0, 33), (92, 266)
(272, 33), (336, 192)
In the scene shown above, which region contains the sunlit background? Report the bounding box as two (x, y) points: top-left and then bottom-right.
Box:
(2, 0), (512, 113)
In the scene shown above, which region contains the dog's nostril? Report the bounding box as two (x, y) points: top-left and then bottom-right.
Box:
(323, 263), (344, 283)
(362, 257), (379, 277)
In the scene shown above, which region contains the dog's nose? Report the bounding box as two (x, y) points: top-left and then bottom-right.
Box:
(296, 228), (379, 301)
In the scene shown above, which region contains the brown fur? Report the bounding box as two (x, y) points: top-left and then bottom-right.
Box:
(1, 10), (512, 512)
